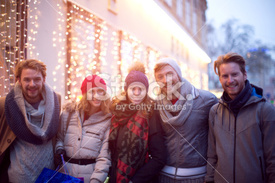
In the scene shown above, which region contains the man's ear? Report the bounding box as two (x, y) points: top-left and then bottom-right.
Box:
(17, 77), (22, 85)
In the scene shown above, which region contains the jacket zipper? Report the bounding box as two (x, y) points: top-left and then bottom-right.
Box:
(221, 100), (263, 183)
(259, 156), (265, 181)
(233, 117), (237, 183)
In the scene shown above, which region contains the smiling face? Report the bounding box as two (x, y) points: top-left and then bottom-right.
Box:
(127, 82), (147, 105)
(154, 65), (180, 97)
(18, 68), (45, 104)
(219, 62), (247, 100)
(87, 88), (105, 109)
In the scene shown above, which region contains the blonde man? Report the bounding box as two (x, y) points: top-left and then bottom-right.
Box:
(0, 59), (61, 182)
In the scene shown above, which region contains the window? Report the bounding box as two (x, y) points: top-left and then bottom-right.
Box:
(165, 0), (173, 7)
(176, 0), (183, 19)
(185, 0), (191, 28)
(66, 2), (103, 100)
(108, 0), (118, 14)
(193, 11), (197, 35)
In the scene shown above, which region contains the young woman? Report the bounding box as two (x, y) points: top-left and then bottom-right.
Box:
(55, 75), (111, 183)
(109, 62), (166, 183)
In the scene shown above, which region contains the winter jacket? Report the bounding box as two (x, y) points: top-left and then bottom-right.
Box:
(205, 93), (275, 183)
(55, 103), (111, 183)
(160, 89), (218, 168)
(0, 97), (15, 182)
(0, 90), (61, 182)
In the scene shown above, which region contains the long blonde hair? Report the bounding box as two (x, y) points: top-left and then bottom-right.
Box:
(77, 93), (110, 115)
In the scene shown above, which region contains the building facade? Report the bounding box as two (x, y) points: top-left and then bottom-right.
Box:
(0, 0), (210, 103)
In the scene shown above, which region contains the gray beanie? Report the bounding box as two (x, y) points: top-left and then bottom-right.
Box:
(154, 57), (183, 81)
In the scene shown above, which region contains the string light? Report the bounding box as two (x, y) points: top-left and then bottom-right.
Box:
(0, 0), (28, 96)
(0, 0), (208, 98)
(28, 0), (40, 58)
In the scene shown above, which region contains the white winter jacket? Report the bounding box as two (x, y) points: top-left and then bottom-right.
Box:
(56, 103), (111, 183)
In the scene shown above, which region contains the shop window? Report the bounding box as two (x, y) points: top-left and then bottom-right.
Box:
(66, 2), (104, 100)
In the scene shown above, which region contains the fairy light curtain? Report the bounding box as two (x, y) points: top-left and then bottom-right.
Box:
(119, 31), (148, 82)
(0, 0), (168, 99)
(0, 0), (27, 97)
(66, 1), (106, 100)
(146, 47), (161, 83)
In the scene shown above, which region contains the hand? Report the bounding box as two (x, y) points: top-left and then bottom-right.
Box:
(56, 149), (66, 155)
(54, 149), (66, 168)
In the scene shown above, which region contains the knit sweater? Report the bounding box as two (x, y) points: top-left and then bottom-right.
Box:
(3, 82), (60, 183)
(8, 138), (54, 183)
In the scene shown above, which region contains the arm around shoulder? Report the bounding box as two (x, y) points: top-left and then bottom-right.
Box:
(205, 105), (219, 182)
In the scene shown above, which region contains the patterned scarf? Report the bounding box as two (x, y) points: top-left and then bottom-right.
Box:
(109, 101), (149, 183)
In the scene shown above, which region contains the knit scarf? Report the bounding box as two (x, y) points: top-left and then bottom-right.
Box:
(109, 101), (149, 183)
(155, 57), (200, 126)
(5, 82), (60, 145)
(157, 78), (199, 126)
(25, 95), (46, 128)
(221, 80), (253, 117)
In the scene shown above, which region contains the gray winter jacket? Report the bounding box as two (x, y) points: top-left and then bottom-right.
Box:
(161, 89), (218, 168)
(205, 95), (275, 183)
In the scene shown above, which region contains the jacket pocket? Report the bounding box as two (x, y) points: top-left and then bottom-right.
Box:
(259, 156), (265, 181)
(82, 131), (102, 154)
(86, 131), (100, 136)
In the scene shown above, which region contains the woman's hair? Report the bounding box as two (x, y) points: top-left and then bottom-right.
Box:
(77, 93), (110, 115)
(214, 52), (246, 76)
(15, 59), (47, 79)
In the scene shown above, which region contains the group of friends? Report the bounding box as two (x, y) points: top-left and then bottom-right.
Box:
(0, 52), (275, 183)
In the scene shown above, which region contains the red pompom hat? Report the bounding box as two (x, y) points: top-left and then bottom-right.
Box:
(81, 75), (107, 95)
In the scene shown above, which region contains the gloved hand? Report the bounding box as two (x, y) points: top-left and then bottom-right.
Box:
(54, 149), (66, 168)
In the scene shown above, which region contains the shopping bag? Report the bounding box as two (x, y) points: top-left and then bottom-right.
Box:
(36, 154), (83, 183)
(35, 167), (84, 183)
